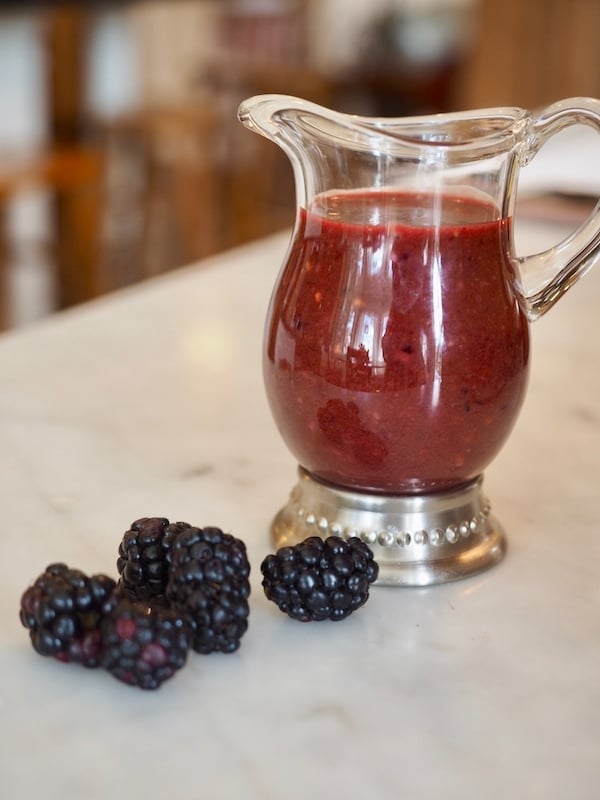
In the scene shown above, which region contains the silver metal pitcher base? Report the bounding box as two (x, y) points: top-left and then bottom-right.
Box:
(270, 468), (506, 586)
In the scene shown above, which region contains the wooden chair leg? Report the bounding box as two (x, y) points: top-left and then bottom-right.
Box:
(0, 203), (10, 330)
(171, 162), (223, 263)
(51, 151), (105, 309)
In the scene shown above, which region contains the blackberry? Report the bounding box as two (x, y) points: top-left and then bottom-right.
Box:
(19, 563), (116, 667)
(166, 526), (250, 654)
(117, 517), (190, 600)
(100, 595), (191, 690)
(261, 536), (379, 622)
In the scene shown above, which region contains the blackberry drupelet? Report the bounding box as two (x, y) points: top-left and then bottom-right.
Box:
(166, 526), (251, 654)
(19, 562), (117, 667)
(117, 517), (190, 600)
(261, 536), (379, 622)
(100, 594), (191, 690)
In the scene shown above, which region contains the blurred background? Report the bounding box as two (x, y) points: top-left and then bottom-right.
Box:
(1, 0), (599, 330)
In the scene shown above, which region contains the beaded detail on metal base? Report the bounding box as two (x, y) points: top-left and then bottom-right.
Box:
(271, 468), (506, 586)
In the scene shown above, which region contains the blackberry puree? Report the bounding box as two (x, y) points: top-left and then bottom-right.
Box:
(264, 190), (529, 494)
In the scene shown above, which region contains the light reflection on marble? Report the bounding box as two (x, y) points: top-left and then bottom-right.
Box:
(1, 218), (600, 800)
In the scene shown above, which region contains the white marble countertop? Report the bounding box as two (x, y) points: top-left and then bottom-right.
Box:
(1, 215), (600, 799)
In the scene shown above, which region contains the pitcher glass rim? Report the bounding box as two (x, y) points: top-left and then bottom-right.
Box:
(237, 94), (532, 155)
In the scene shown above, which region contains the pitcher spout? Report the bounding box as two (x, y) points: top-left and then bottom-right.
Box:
(238, 94), (531, 211)
(237, 94), (530, 155)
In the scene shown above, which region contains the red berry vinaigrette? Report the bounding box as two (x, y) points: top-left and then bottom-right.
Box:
(263, 190), (530, 495)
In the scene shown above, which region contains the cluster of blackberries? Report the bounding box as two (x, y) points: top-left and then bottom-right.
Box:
(117, 517), (251, 655)
(20, 520), (380, 691)
(19, 517), (250, 690)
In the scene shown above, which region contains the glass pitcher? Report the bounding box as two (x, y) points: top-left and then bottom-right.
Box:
(238, 95), (600, 585)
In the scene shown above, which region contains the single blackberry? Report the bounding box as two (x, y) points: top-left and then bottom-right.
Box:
(117, 517), (190, 600)
(166, 526), (250, 654)
(261, 536), (379, 622)
(19, 563), (116, 667)
(100, 594), (191, 690)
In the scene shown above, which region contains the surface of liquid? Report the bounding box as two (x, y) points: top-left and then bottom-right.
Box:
(264, 190), (530, 494)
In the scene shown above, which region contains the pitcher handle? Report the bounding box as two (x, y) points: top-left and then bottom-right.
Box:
(517, 97), (600, 321)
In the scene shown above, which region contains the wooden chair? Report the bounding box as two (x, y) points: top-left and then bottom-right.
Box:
(201, 0), (334, 247)
(0, 8), (106, 330)
(0, 145), (106, 330)
(98, 104), (223, 281)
